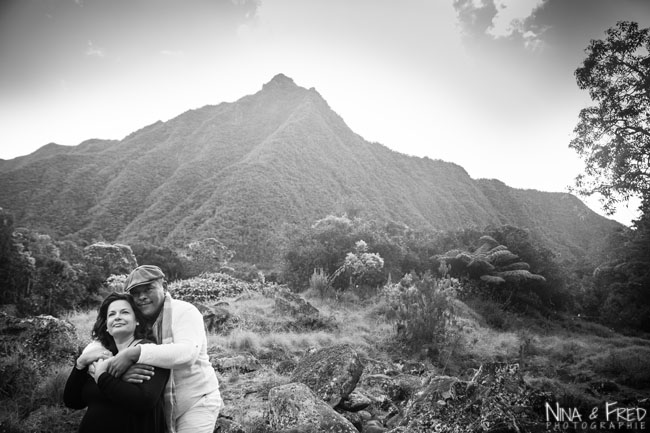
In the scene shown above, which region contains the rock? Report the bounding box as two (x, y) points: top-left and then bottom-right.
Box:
(391, 374), (423, 402)
(362, 373), (394, 390)
(364, 419), (387, 433)
(213, 416), (246, 433)
(0, 313), (80, 367)
(268, 382), (358, 433)
(291, 344), (364, 407)
(357, 410), (372, 421)
(339, 411), (363, 431)
(83, 242), (137, 278)
(361, 373), (415, 402)
(274, 291), (337, 331)
(389, 363), (547, 433)
(337, 390), (372, 412)
(399, 360), (427, 376)
(275, 359), (297, 374)
(273, 291), (319, 319)
(195, 304), (231, 333)
(212, 353), (261, 374)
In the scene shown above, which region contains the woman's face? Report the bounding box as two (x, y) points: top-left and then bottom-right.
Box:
(106, 299), (137, 339)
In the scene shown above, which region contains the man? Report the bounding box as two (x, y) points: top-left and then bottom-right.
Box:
(107, 265), (222, 433)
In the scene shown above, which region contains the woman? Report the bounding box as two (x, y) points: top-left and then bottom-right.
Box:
(64, 292), (170, 433)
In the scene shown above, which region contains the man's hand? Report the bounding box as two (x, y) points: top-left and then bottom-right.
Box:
(107, 346), (140, 377)
(121, 364), (155, 383)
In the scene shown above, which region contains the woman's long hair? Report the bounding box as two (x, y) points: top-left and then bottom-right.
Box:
(91, 292), (150, 354)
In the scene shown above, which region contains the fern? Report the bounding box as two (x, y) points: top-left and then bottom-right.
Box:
(480, 275), (505, 284)
(467, 258), (495, 274)
(437, 234), (546, 287)
(486, 249), (519, 265)
(499, 262), (531, 271)
(495, 270), (546, 283)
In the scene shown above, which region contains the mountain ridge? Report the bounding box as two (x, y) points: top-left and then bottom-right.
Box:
(0, 74), (620, 263)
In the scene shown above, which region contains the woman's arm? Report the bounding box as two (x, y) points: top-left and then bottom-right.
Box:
(63, 341), (111, 409)
(107, 305), (203, 377)
(63, 365), (89, 409)
(96, 366), (170, 413)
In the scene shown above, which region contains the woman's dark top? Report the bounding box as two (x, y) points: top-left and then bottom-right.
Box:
(63, 341), (170, 433)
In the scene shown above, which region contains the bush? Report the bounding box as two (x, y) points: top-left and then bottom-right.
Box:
(591, 347), (650, 389)
(0, 354), (39, 407)
(464, 297), (514, 330)
(309, 268), (332, 298)
(33, 365), (71, 407)
(223, 261), (265, 282)
(386, 273), (460, 361)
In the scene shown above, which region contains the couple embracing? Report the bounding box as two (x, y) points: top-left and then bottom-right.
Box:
(64, 265), (222, 433)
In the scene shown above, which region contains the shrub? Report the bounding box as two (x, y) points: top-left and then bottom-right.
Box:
(0, 354), (41, 416)
(33, 365), (71, 407)
(464, 297), (513, 330)
(309, 268), (332, 298)
(591, 347), (650, 388)
(224, 261), (265, 282)
(386, 273), (460, 361)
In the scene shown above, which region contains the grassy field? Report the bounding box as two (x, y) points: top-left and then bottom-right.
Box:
(4, 286), (648, 432)
(200, 290), (650, 430)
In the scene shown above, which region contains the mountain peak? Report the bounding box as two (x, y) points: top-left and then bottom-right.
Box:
(262, 73), (298, 91)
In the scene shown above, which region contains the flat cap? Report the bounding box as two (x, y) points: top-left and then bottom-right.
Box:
(123, 265), (165, 293)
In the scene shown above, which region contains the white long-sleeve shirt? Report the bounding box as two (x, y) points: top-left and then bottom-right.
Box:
(137, 298), (221, 419)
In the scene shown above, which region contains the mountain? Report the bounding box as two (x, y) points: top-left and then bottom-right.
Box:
(0, 74), (621, 264)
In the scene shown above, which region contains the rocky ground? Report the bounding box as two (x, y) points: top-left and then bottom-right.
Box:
(2, 274), (650, 432)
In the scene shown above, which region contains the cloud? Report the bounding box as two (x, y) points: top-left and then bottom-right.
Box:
(453, 0), (547, 51)
(455, 0), (650, 55)
(488, 0), (545, 37)
(453, 0), (498, 39)
(85, 40), (105, 57)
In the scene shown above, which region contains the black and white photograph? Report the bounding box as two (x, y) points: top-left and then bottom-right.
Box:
(1, 0), (649, 432)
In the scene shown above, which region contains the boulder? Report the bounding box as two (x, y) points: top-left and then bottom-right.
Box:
(290, 344), (364, 407)
(0, 313), (80, 367)
(83, 242), (137, 278)
(211, 353), (261, 374)
(268, 382), (358, 433)
(195, 303), (231, 333)
(361, 372), (421, 403)
(339, 411), (363, 431)
(388, 363), (548, 433)
(337, 390), (372, 412)
(273, 291), (319, 320)
(364, 419), (388, 433)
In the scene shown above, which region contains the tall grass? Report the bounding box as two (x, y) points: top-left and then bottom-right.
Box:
(62, 309), (96, 345)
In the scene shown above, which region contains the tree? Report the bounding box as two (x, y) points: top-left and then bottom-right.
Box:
(0, 209), (34, 305)
(570, 21), (650, 213)
(184, 238), (234, 275)
(571, 21), (650, 331)
(337, 240), (385, 290)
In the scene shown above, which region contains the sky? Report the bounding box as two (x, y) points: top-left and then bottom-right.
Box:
(1, 0), (649, 226)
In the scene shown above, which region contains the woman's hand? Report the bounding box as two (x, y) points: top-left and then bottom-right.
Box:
(90, 358), (110, 382)
(76, 346), (112, 370)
